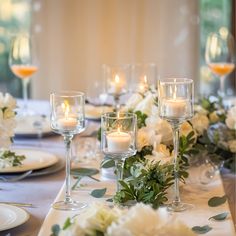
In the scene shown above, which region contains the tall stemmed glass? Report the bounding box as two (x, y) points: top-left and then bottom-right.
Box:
(101, 112), (137, 191)
(205, 31), (235, 97)
(103, 64), (130, 111)
(50, 91), (86, 210)
(158, 78), (194, 212)
(9, 34), (38, 115)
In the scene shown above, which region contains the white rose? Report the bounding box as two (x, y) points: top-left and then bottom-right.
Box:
(3, 108), (15, 119)
(134, 92), (155, 116)
(225, 106), (236, 130)
(4, 93), (17, 109)
(0, 93), (4, 108)
(137, 127), (153, 151)
(124, 93), (143, 111)
(209, 111), (220, 123)
(228, 140), (236, 153)
(149, 144), (172, 165)
(190, 113), (209, 135)
(194, 104), (208, 115)
(155, 119), (173, 145)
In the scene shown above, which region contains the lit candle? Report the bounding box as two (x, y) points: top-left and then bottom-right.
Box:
(109, 74), (124, 95)
(57, 102), (77, 130)
(138, 75), (148, 93)
(164, 99), (187, 117)
(107, 128), (131, 153)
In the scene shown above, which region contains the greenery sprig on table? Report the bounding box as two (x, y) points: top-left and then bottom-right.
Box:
(0, 150), (26, 168)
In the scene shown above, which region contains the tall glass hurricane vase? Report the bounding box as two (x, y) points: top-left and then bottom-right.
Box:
(50, 91), (86, 211)
(158, 78), (194, 212)
(9, 34), (38, 115)
(101, 112), (137, 191)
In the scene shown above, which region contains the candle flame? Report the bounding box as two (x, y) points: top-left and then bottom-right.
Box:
(144, 75), (147, 83)
(62, 100), (70, 118)
(115, 74), (120, 83)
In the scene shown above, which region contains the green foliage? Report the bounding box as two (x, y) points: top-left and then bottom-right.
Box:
(50, 224), (61, 236)
(0, 150), (26, 167)
(91, 188), (107, 198)
(192, 225), (212, 234)
(63, 218), (72, 230)
(209, 212), (228, 221)
(208, 195), (227, 207)
(114, 161), (179, 208)
(135, 111), (148, 128)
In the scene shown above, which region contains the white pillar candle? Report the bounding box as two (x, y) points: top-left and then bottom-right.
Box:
(57, 117), (77, 130)
(164, 99), (187, 117)
(109, 75), (124, 95)
(107, 131), (131, 153)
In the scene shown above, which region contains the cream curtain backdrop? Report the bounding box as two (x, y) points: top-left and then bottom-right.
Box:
(32, 0), (199, 99)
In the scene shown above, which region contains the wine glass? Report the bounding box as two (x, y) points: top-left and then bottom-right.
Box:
(9, 34), (38, 115)
(130, 63), (157, 93)
(101, 112), (137, 191)
(158, 78), (194, 212)
(103, 64), (130, 111)
(50, 91), (86, 211)
(205, 31), (235, 97)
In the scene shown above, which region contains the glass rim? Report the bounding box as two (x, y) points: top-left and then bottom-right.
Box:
(50, 91), (85, 98)
(101, 112), (137, 119)
(158, 78), (193, 84)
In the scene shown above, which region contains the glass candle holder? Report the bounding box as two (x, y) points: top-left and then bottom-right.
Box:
(103, 64), (130, 111)
(50, 91), (86, 211)
(130, 63), (157, 93)
(101, 112), (137, 191)
(158, 78), (194, 212)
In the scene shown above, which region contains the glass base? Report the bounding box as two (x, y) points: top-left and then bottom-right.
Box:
(52, 200), (87, 211)
(167, 202), (194, 212)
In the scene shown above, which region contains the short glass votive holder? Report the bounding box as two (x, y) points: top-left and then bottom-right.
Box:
(130, 63), (157, 93)
(101, 112), (137, 191)
(103, 64), (130, 111)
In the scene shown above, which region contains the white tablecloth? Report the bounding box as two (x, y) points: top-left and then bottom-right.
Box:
(38, 165), (236, 236)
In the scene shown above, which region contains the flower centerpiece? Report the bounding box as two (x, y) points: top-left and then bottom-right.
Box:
(51, 203), (195, 236)
(101, 90), (236, 207)
(0, 93), (25, 168)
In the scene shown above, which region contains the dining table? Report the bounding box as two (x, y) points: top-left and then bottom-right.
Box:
(0, 99), (235, 236)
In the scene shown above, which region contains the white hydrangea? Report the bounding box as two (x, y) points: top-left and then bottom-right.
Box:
(190, 113), (209, 136)
(225, 106), (236, 130)
(107, 203), (195, 236)
(0, 93), (17, 150)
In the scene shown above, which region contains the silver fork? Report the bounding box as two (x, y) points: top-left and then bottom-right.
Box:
(0, 170), (33, 182)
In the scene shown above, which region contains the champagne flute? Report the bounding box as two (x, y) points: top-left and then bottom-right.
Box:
(50, 91), (86, 210)
(205, 31), (235, 97)
(158, 78), (194, 212)
(9, 34), (38, 115)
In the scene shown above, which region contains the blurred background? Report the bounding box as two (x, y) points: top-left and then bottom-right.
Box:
(0, 0), (235, 99)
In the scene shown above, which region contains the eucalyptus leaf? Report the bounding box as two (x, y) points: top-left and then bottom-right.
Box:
(71, 168), (99, 177)
(51, 224), (60, 236)
(209, 212), (228, 221)
(192, 225), (212, 234)
(101, 159), (115, 168)
(208, 195), (227, 207)
(91, 188), (107, 198)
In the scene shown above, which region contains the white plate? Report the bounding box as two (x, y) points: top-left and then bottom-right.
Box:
(15, 115), (52, 137)
(0, 149), (58, 173)
(85, 104), (113, 120)
(0, 204), (29, 231)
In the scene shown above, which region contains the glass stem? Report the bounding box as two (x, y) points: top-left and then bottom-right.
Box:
(115, 159), (124, 192)
(64, 134), (73, 204)
(22, 79), (29, 114)
(114, 94), (120, 112)
(219, 75), (226, 97)
(172, 125), (181, 207)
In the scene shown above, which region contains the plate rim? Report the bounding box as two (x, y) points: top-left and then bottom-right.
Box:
(0, 149), (59, 173)
(0, 203), (30, 231)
